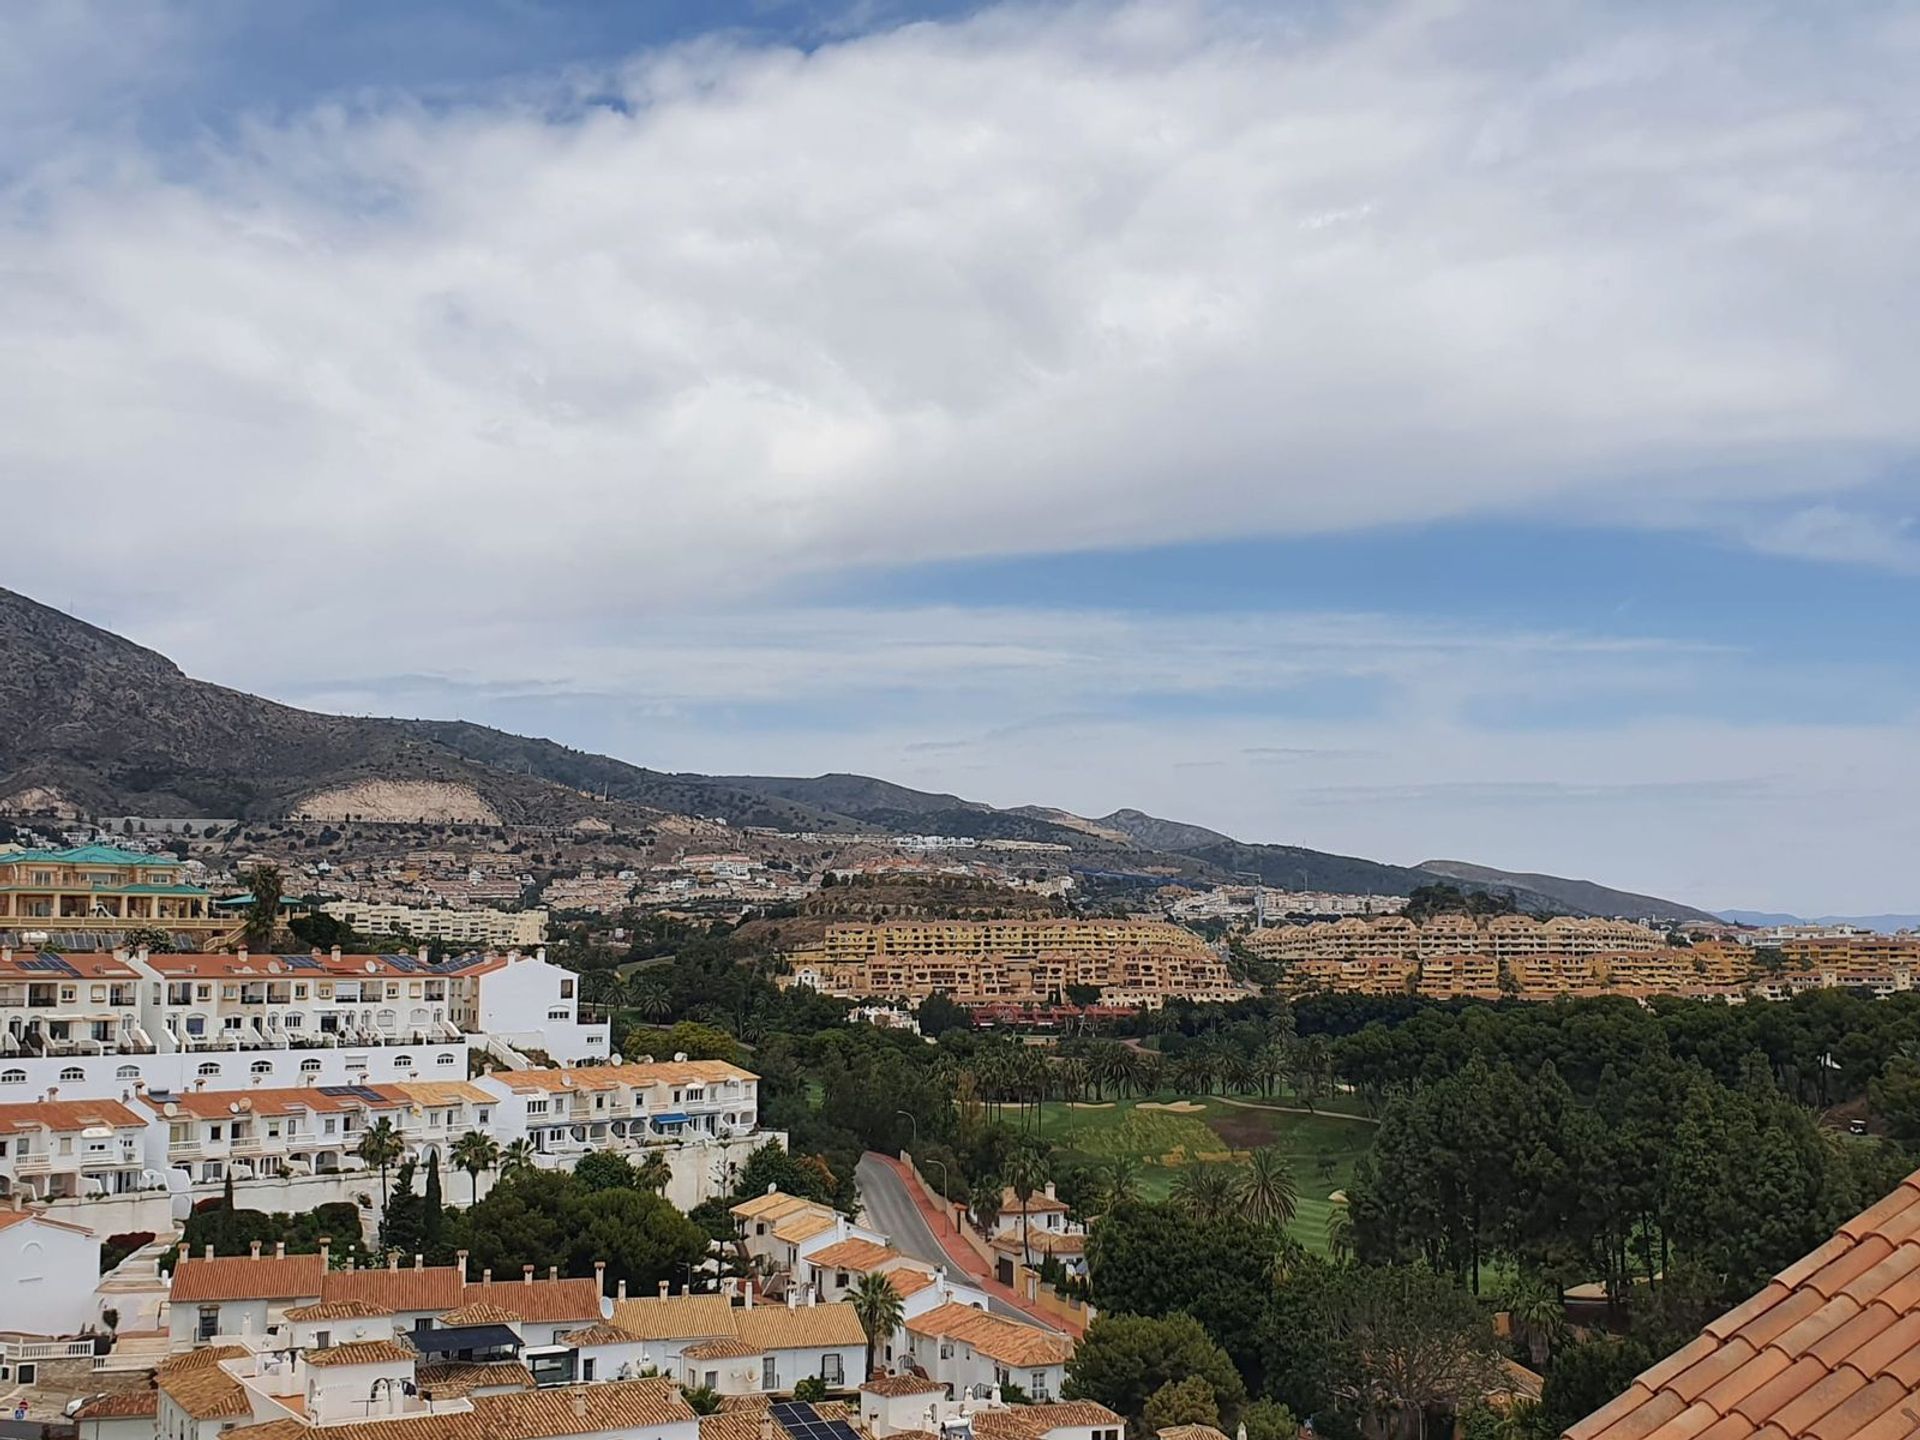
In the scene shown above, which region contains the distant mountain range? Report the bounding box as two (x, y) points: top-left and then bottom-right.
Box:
(0, 585), (1714, 921)
(1717, 911), (1920, 935)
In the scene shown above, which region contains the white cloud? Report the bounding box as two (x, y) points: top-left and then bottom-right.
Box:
(3, 0), (1919, 630)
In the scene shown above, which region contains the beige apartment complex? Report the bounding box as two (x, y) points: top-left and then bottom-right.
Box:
(1287, 942), (1761, 1001)
(1246, 913), (1666, 965)
(789, 919), (1242, 1006)
(320, 899), (548, 947)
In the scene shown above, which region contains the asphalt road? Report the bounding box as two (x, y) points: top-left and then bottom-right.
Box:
(854, 1154), (1054, 1329)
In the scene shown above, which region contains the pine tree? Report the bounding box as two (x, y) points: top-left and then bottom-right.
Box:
(422, 1151), (445, 1256)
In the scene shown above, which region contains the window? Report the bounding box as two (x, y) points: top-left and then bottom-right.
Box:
(582, 1359), (596, 1382)
(436, 1053), (457, 1067)
(315, 1330), (331, 1350)
(822, 1354), (843, 1386)
(59, 1066), (84, 1082)
(300, 1058), (322, 1074)
(559, 979), (574, 1000)
(116, 1065), (140, 1081)
(197, 1062), (221, 1078)
(1, 1069), (26, 1085)
(763, 1357), (778, 1391)
(547, 1009), (569, 1021)
(393, 1055), (413, 1070)
(198, 1305), (220, 1341)
(251, 1061), (273, 1075)
(376, 1010), (396, 1030)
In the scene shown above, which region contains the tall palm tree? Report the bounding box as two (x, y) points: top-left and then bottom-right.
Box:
(1325, 1193), (1354, 1261)
(1502, 1272), (1567, 1366)
(1099, 1156), (1140, 1215)
(1241, 1147), (1298, 1230)
(450, 1130), (500, 1205)
(970, 1175), (1005, 1236)
(625, 975), (672, 1023)
(241, 864), (283, 951)
(850, 1271), (906, 1362)
(1170, 1164), (1238, 1222)
(633, 1151), (671, 1193)
(1004, 1146), (1050, 1267)
(356, 1117), (404, 1213)
(500, 1138), (537, 1179)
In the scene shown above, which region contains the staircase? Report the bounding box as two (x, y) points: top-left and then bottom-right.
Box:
(94, 1236), (178, 1345)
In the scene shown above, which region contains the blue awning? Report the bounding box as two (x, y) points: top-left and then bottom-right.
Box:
(651, 1112), (689, 1125)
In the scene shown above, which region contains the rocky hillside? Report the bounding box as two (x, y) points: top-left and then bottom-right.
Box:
(0, 586), (1711, 919)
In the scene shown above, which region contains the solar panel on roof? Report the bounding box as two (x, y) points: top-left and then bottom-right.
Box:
(316, 1086), (359, 1096)
(282, 955), (321, 970)
(772, 1402), (861, 1440)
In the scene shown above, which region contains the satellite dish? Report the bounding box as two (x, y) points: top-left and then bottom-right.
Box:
(610, 1054), (622, 1066)
(561, 1075), (573, 1088)
(163, 1102), (178, 1117)
(229, 1101), (242, 1114)
(267, 960), (282, 974)
(365, 960), (378, 974)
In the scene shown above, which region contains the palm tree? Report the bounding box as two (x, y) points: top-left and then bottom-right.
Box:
(1241, 1147), (1298, 1230)
(1502, 1272), (1567, 1366)
(580, 970), (618, 1018)
(450, 1130), (500, 1205)
(500, 1138), (537, 1179)
(625, 975), (672, 1023)
(1099, 1156), (1140, 1215)
(1004, 1146), (1050, 1267)
(1170, 1164), (1238, 1222)
(356, 1117), (404, 1213)
(1325, 1192), (1354, 1261)
(970, 1175), (1005, 1236)
(241, 864), (283, 951)
(633, 1151), (671, 1193)
(850, 1270), (906, 1361)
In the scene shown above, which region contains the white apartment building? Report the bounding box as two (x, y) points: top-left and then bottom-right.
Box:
(140, 949), (465, 1052)
(441, 949), (608, 1063)
(900, 1302), (1074, 1403)
(0, 949), (152, 1060)
(320, 900), (549, 948)
(479, 1059), (758, 1158)
(0, 1095), (153, 1200)
(607, 1283), (869, 1398)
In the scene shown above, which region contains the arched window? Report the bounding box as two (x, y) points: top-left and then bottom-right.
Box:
(196, 1062), (221, 1078)
(116, 1065), (141, 1081)
(250, 1060), (273, 1075)
(0, 1069), (25, 1085)
(376, 1009), (396, 1030)
(300, 1058), (322, 1074)
(60, 1066), (85, 1082)
(436, 1053), (457, 1066)
(392, 1054), (414, 1070)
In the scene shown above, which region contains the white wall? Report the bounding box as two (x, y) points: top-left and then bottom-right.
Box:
(0, 1215), (101, 1335)
(474, 957), (608, 1064)
(0, 1043), (471, 1099)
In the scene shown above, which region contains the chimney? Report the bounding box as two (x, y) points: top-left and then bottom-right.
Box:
(807, 1286), (817, 1308)
(414, 1254), (424, 1271)
(204, 1245), (215, 1260)
(331, 946), (343, 963)
(484, 1268), (493, 1284)
(1044, 1181), (1056, 1200)
(594, 1261), (606, 1297)
(787, 1287), (798, 1310)
(419, 946), (430, 966)
(457, 1250), (469, 1286)
(43, 1086), (57, 1102)
(761, 1419), (776, 1440)
(346, 1256), (357, 1272)
(389, 1253), (400, 1272)
(573, 1393), (588, 1421)
(744, 1283), (754, 1310)
(548, 1265), (559, 1282)
(680, 1284), (689, 1298)
(275, 1241), (286, 1259)
(318, 1237), (331, 1268)
(617, 1280), (628, 1302)
(523, 1265), (535, 1287)
(658, 1282), (669, 1300)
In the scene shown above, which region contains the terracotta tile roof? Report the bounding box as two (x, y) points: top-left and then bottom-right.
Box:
(861, 1375), (947, 1397)
(460, 1277), (603, 1323)
(1565, 1168), (1920, 1440)
(989, 1230), (1085, 1256)
(496, 1059), (756, 1093)
(1156, 1426), (1230, 1440)
(439, 1301), (521, 1326)
(998, 1188), (1070, 1216)
(157, 1346), (248, 1373)
(169, 1252), (327, 1303)
(0, 951), (139, 979)
(684, 1336), (765, 1361)
(773, 1212), (839, 1244)
(557, 1322), (642, 1348)
(147, 952), (423, 980)
(72, 1391), (159, 1420)
(477, 1379), (698, 1439)
(393, 1081), (496, 1106)
(886, 1269), (938, 1299)
(322, 1266), (464, 1312)
(0, 1208), (92, 1235)
(808, 1238), (902, 1272)
(306, 1339), (417, 1367)
(0, 1098), (147, 1132)
(812, 1402), (857, 1422)
(904, 1304), (1073, 1368)
(157, 1360), (252, 1420)
(733, 1301), (868, 1350)
(973, 1401), (1125, 1440)
(415, 1360), (536, 1397)
(610, 1293), (738, 1340)
(151, 1086), (406, 1120)
(284, 1299), (394, 1321)
(701, 1413), (770, 1440)
(732, 1192), (829, 1223)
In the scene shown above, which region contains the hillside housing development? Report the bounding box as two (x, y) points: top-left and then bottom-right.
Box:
(785, 919), (1243, 1006)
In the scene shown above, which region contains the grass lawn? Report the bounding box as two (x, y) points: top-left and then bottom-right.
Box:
(1029, 1094), (1376, 1253)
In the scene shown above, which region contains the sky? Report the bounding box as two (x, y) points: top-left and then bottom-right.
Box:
(4, 0), (1918, 915)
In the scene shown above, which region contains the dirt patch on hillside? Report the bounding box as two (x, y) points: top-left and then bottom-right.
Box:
(292, 780), (500, 824)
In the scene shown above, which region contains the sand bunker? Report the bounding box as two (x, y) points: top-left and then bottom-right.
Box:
(1138, 1100), (1208, 1114)
(1067, 1102), (1116, 1110)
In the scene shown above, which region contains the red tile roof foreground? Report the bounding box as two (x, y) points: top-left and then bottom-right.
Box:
(1565, 1168), (1920, 1440)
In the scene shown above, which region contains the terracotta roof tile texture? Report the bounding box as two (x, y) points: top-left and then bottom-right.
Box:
(1564, 1170), (1920, 1440)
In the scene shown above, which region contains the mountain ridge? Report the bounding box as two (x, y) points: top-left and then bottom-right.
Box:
(0, 585), (1710, 920)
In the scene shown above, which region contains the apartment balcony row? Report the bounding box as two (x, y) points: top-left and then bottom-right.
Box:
(166, 1019), (464, 1051)
(0, 1023), (158, 1056)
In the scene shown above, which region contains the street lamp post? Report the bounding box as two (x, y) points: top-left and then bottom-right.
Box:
(927, 1156), (951, 1233)
(895, 1109), (918, 1153)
